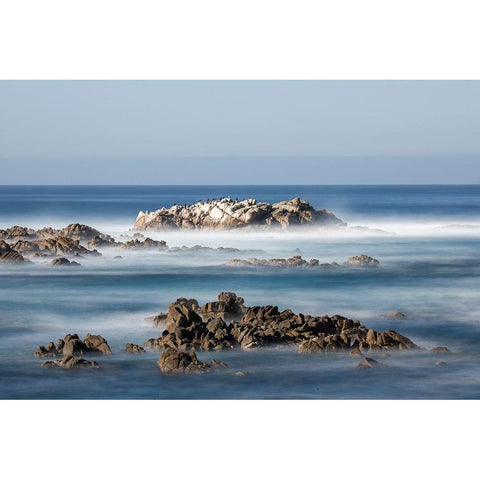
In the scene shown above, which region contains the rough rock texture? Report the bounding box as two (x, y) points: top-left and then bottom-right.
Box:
(42, 355), (100, 370)
(120, 238), (167, 250)
(356, 357), (383, 369)
(51, 257), (81, 267)
(134, 197), (345, 231)
(0, 240), (25, 263)
(60, 224), (102, 241)
(431, 346), (451, 354)
(0, 226), (36, 241)
(126, 343), (146, 353)
(157, 346), (211, 373)
(227, 256), (340, 269)
(35, 333), (112, 357)
(12, 236), (100, 257)
(344, 255), (380, 267)
(144, 293), (417, 354)
(168, 297), (200, 313)
(200, 292), (245, 321)
(85, 235), (121, 249)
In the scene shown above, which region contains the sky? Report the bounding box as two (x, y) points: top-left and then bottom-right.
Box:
(0, 80), (479, 184)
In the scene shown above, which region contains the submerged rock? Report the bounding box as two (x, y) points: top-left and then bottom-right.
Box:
(134, 197), (345, 231)
(356, 357), (383, 369)
(50, 257), (81, 267)
(42, 355), (100, 370)
(431, 346), (451, 354)
(227, 255), (377, 269)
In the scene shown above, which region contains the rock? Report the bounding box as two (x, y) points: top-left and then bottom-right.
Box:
(120, 238), (167, 250)
(0, 225), (36, 241)
(83, 333), (112, 354)
(211, 359), (229, 368)
(114, 255), (123, 259)
(35, 333), (112, 357)
(356, 357), (383, 369)
(435, 361), (448, 367)
(349, 347), (362, 356)
(151, 313), (168, 327)
(0, 240), (25, 263)
(157, 346), (211, 373)
(134, 197), (346, 231)
(142, 293), (418, 354)
(60, 224), (102, 241)
(85, 235), (121, 249)
(50, 257), (81, 267)
(344, 255), (380, 267)
(431, 346), (451, 354)
(233, 370), (249, 376)
(385, 311), (406, 319)
(126, 343), (146, 354)
(167, 297), (200, 313)
(13, 236), (100, 257)
(42, 355), (100, 369)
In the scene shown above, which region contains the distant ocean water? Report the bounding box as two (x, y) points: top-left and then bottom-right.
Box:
(1, 185), (480, 399)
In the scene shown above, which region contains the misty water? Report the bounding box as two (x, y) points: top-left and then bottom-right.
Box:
(1, 185), (480, 399)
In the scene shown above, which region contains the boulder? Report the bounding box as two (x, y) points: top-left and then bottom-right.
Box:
(344, 255), (380, 267)
(35, 333), (111, 357)
(356, 357), (383, 369)
(0, 240), (25, 263)
(431, 346), (451, 354)
(157, 346), (211, 373)
(83, 333), (112, 354)
(126, 343), (146, 354)
(50, 257), (81, 267)
(60, 224), (102, 241)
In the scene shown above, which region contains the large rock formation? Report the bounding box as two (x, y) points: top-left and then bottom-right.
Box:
(144, 293), (418, 354)
(134, 197), (345, 231)
(12, 236), (100, 257)
(0, 223), (104, 242)
(0, 240), (25, 263)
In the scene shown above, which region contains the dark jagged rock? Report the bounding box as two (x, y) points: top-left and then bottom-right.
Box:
(42, 355), (100, 370)
(144, 293), (418, 354)
(135, 197), (345, 231)
(0, 240), (25, 263)
(157, 346), (211, 373)
(51, 257), (81, 267)
(126, 343), (146, 354)
(211, 359), (229, 368)
(356, 357), (383, 369)
(0, 225), (36, 241)
(344, 255), (380, 267)
(226, 255), (374, 269)
(35, 333), (112, 357)
(201, 292), (245, 321)
(168, 297), (200, 313)
(0, 224), (107, 242)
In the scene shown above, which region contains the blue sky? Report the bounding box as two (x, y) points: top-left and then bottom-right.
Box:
(0, 81), (479, 184)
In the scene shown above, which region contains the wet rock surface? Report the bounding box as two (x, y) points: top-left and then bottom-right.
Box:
(144, 292), (417, 355)
(50, 257), (81, 267)
(35, 333), (112, 357)
(42, 355), (100, 370)
(134, 197), (345, 231)
(0, 240), (25, 263)
(126, 343), (146, 353)
(157, 346), (211, 373)
(344, 255), (380, 267)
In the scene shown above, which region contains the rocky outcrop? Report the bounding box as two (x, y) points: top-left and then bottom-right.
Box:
(157, 346), (211, 373)
(120, 238), (168, 250)
(12, 236), (100, 257)
(126, 343), (146, 353)
(431, 346), (451, 354)
(0, 226), (36, 241)
(200, 292), (245, 321)
(85, 235), (121, 249)
(0, 240), (25, 263)
(0, 224), (105, 242)
(60, 224), (102, 241)
(35, 333), (111, 357)
(168, 245), (242, 253)
(144, 293), (418, 354)
(42, 355), (100, 369)
(382, 311), (406, 319)
(344, 255), (380, 267)
(355, 357), (383, 369)
(51, 257), (81, 267)
(134, 197), (345, 231)
(227, 255), (380, 269)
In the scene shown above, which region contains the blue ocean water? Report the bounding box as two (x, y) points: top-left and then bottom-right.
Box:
(1, 185), (480, 399)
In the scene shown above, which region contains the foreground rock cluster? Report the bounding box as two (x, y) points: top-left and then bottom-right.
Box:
(227, 254), (380, 269)
(35, 333), (112, 359)
(134, 197), (346, 231)
(144, 292), (417, 357)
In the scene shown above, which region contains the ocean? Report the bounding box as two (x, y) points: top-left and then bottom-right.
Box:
(1, 185), (480, 399)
